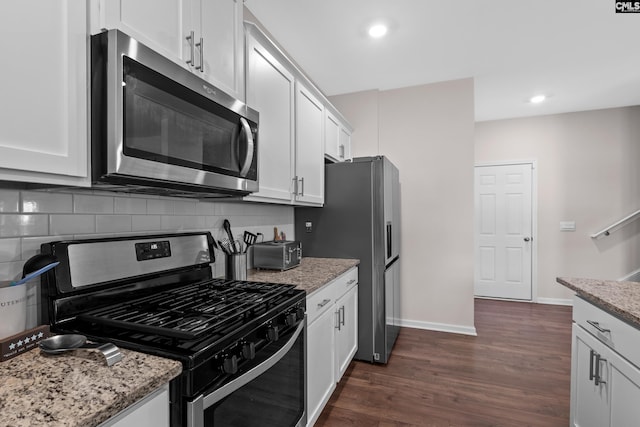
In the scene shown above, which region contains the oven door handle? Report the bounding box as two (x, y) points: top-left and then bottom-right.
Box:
(187, 319), (305, 427)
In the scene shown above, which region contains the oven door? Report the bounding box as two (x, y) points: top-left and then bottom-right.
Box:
(187, 320), (306, 427)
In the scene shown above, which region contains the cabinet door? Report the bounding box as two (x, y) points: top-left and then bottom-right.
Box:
(572, 325), (609, 427)
(244, 34), (295, 203)
(0, 0), (89, 186)
(100, 0), (189, 63)
(335, 285), (358, 380)
(98, 385), (169, 427)
(195, 0), (244, 100)
(339, 126), (351, 161)
(324, 111), (340, 161)
(608, 343), (640, 426)
(295, 83), (324, 206)
(307, 307), (336, 427)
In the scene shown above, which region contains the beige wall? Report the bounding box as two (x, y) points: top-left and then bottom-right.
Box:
(331, 78), (476, 333)
(476, 106), (640, 301)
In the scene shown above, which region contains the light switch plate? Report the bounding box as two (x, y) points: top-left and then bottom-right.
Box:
(560, 221), (576, 232)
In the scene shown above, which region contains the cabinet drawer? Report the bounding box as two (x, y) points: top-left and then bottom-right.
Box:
(573, 296), (640, 368)
(307, 285), (335, 325)
(306, 267), (358, 325)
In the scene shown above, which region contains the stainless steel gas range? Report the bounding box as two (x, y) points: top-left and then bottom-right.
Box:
(39, 232), (307, 427)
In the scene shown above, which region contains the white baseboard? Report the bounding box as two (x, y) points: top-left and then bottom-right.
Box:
(399, 319), (477, 336)
(536, 297), (573, 306)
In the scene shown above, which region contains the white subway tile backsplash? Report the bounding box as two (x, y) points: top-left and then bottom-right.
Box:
(0, 189), (20, 213)
(50, 214), (95, 235)
(0, 185), (295, 325)
(114, 197), (147, 215)
(147, 199), (174, 215)
(0, 214), (49, 237)
(73, 194), (114, 214)
(132, 215), (162, 232)
(173, 200), (198, 215)
(96, 215), (132, 233)
(21, 191), (73, 213)
(0, 238), (21, 262)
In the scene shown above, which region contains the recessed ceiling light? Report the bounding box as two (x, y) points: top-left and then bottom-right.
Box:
(368, 24), (388, 38)
(529, 94), (546, 104)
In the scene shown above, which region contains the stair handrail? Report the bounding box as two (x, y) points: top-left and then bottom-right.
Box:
(591, 209), (640, 239)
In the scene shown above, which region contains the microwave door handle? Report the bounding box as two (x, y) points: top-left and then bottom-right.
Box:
(239, 117), (254, 177)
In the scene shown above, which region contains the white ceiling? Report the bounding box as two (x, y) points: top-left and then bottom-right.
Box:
(243, 0), (640, 122)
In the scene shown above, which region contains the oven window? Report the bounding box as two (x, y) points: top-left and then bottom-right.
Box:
(121, 57), (256, 179)
(204, 329), (305, 427)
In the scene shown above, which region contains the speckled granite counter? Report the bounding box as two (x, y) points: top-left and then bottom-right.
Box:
(557, 277), (640, 329)
(248, 257), (359, 295)
(0, 346), (182, 427)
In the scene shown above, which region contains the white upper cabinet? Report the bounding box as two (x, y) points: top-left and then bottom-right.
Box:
(294, 83), (324, 206)
(97, 0), (245, 100)
(324, 109), (352, 163)
(0, 0), (90, 186)
(189, 0), (245, 100)
(96, 0), (189, 59)
(244, 31), (295, 203)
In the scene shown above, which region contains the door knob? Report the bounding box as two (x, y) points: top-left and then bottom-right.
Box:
(524, 237), (531, 242)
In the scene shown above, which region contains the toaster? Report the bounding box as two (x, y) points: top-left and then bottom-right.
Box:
(252, 240), (302, 271)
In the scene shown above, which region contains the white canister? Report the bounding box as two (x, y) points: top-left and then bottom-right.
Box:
(0, 282), (27, 339)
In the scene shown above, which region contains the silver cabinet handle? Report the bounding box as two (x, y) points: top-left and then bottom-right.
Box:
(299, 177), (304, 196)
(195, 37), (204, 72)
(524, 237), (531, 242)
(292, 176), (299, 195)
(587, 320), (611, 334)
(317, 298), (331, 308)
(339, 144), (345, 159)
(335, 310), (341, 330)
(186, 31), (195, 66)
(589, 349), (596, 381)
(346, 279), (356, 285)
(339, 305), (345, 326)
(595, 353), (607, 386)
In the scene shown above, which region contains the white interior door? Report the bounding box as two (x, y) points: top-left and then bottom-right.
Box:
(474, 163), (533, 300)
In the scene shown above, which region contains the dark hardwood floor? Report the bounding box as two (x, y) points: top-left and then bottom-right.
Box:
(315, 298), (573, 427)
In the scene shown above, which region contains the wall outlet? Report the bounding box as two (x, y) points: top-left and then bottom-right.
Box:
(305, 221), (312, 232)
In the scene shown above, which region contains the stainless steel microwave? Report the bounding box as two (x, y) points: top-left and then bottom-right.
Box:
(91, 29), (259, 198)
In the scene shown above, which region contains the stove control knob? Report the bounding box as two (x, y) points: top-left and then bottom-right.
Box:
(285, 312), (298, 326)
(296, 307), (305, 320)
(242, 342), (256, 360)
(222, 354), (238, 374)
(267, 326), (279, 342)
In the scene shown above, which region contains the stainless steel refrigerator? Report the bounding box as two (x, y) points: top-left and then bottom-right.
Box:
(294, 156), (400, 364)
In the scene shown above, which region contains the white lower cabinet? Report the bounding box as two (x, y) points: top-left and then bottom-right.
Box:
(98, 384), (170, 427)
(571, 297), (640, 427)
(306, 267), (358, 427)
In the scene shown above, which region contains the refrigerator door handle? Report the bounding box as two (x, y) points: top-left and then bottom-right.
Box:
(386, 222), (392, 259)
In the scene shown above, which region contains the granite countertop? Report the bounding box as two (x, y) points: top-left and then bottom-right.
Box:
(557, 277), (640, 329)
(0, 346), (182, 427)
(248, 257), (360, 295)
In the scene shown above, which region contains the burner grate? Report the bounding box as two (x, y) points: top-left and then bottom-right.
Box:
(77, 278), (296, 340)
